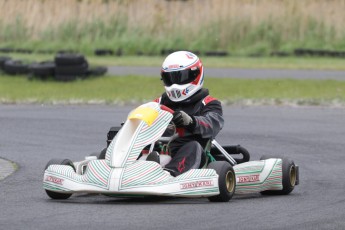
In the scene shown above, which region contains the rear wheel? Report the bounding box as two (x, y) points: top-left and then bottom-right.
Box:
(260, 155), (297, 195)
(44, 159), (75, 199)
(207, 161), (236, 202)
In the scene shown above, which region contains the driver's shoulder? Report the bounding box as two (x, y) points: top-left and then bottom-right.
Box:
(202, 95), (219, 106)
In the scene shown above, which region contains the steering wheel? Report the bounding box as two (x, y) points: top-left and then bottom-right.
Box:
(147, 105), (178, 153)
(158, 105), (179, 143)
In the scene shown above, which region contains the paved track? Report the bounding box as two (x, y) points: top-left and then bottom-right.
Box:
(107, 66), (345, 80)
(1, 104), (345, 230)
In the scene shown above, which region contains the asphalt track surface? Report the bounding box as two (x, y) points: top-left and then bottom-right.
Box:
(107, 66), (345, 80)
(1, 104), (345, 230)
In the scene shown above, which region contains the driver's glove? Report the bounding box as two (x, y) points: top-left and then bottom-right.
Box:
(172, 111), (195, 130)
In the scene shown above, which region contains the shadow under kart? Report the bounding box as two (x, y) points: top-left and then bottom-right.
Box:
(43, 102), (299, 202)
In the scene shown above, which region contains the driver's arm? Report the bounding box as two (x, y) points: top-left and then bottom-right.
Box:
(189, 100), (224, 139)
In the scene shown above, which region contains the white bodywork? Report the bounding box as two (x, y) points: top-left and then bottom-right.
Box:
(43, 102), (219, 197)
(43, 102), (284, 198)
(234, 159), (283, 194)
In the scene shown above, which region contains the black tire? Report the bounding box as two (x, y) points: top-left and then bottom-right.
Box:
(55, 62), (88, 75)
(207, 161), (236, 202)
(86, 66), (107, 77)
(44, 158), (75, 199)
(57, 50), (77, 55)
(90, 148), (107, 160)
(54, 62), (88, 81)
(0, 48), (14, 53)
(94, 49), (114, 56)
(15, 48), (33, 54)
(37, 49), (54, 54)
(3, 60), (29, 75)
(54, 53), (87, 66)
(28, 61), (55, 79)
(107, 126), (122, 146)
(0, 56), (11, 70)
(99, 148), (107, 159)
(205, 51), (229, 57)
(260, 155), (297, 195)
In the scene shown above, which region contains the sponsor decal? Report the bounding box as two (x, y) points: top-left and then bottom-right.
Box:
(168, 64), (180, 69)
(237, 174), (260, 183)
(177, 157), (186, 173)
(185, 53), (195, 59)
(180, 180), (213, 189)
(171, 90), (176, 98)
(182, 85), (193, 95)
(45, 176), (64, 185)
(176, 90), (181, 98)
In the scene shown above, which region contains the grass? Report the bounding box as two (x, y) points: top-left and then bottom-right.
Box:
(0, 0), (345, 56)
(4, 53), (345, 70)
(1, 74), (344, 106)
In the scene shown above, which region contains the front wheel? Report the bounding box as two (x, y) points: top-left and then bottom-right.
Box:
(260, 155), (298, 195)
(207, 161), (236, 202)
(89, 147), (107, 159)
(44, 158), (75, 199)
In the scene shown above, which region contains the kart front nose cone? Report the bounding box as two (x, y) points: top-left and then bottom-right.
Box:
(128, 107), (159, 126)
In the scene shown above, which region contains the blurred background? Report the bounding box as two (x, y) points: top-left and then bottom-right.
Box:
(1, 0), (344, 56)
(0, 0), (344, 105)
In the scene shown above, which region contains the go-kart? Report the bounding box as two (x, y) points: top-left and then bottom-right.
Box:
(43, 102), (299, 202)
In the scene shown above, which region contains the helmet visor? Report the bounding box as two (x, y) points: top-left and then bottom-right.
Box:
(161, 68), (200, 86)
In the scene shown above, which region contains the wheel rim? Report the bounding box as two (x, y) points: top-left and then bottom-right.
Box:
(225, 171), (235, 193)
(289, 165), (297, 187)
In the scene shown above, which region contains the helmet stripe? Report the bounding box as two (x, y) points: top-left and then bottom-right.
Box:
(163, 58), (199, 71)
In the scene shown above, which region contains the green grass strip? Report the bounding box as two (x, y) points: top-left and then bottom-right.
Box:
(5, 53), (345, 70)
(0, 74), (344, 106)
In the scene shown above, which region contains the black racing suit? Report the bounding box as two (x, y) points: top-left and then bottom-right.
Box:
(154, 88), (224, 176)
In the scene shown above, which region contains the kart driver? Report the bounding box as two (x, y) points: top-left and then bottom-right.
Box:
(153, 51), (224, 176)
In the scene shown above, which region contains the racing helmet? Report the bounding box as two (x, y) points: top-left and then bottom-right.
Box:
(161, 51), (204, 102)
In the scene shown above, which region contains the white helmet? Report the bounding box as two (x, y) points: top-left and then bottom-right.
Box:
(161, 51), (204, 102)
